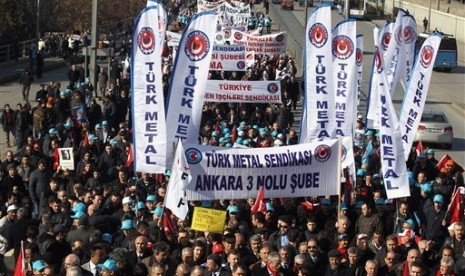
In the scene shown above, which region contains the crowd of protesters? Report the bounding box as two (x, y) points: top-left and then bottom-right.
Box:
(0, 0), (464, 275)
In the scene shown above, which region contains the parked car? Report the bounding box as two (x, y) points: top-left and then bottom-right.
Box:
(414, 110), (454, 149)
(281, 0), (294, 10)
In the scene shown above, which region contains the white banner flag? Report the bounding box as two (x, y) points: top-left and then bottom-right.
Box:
(210, 44), (247, 71)
(165, 140), (191, 219)
(132, 5), (167, 173)
(341, 136), (356, 181)
(332, 19), (357, 138)
(301, 5), (333, 142)
(204, 80), (281, 103)
(355, 35), (363, 121)
(219, 29), (287, 55)
(384, 9), (406, 94)
(400, 15), (417, 91)
(366, 25), (383, 129)
(184, 139), (341, 200)
(399, 34), (441, 159)
(165, 12), (217, 168)
(375, 33), (411, 199)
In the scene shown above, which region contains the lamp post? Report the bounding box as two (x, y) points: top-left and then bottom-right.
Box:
(428, 0), (432, 32)
(36, 0), (40, 39)
(305, 0), (308, 25)
(90, 0), (99, 91)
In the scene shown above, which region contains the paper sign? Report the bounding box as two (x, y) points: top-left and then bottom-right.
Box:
(59, 148), (74, 171)
(191, 207), (227, 233)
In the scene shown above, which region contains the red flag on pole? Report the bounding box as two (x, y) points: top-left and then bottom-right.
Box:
(126, 144), (134, 168)
(448, 187), (465, 224)
(415, 141), (423, 155)
(251, 186), (266, 213)
(82, 132), (89, 147)
(163, 209), (177, 240)
(14, 241), (25, 276)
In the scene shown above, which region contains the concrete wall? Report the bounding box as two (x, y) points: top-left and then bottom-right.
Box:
(384, 0), (465, 42)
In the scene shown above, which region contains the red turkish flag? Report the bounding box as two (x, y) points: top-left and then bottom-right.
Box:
(251, 186), (266, 213)
(448, 187), (465, 224)
(415, 141), (423, 155)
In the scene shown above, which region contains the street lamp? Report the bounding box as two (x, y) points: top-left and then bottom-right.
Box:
(36, 0), (40, 38)
(90, 0), (99, 90)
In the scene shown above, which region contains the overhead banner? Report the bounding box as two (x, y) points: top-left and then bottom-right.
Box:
(204, 80), (281, 103)
(184, 139), (341, 200)
(375, 34), (411, 199)
(331, 19), (357, 138)
(131, 4), (168, 173)
(210, 44), (247, 71)
(399, 34), (441, 159)
(165, 12), (217, 168)
(219, 29), (287, 55)
(191, 207), (227, 233)
(217, 2), (250, 31)
(300, 5), (333, 142)
(198, 0), (225, 12)
(400, 15), (417, 90)
(166, 31), (182, 47)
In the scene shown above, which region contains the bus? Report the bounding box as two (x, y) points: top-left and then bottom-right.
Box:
(416, 32), (458, 72)
(348, 0), (367, 19)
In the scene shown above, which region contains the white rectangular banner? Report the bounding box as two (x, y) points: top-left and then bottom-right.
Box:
(366, 25), (385, 129)
(399, 34), (441, 159)
(300, 5), (333, 142)
(210, 44), (247, 71)
(219, 29), (287, 55)
(217, 2), (250, 31)
(59, 148), (74, 171)
(375, 31), (411, 199)
(204, 80), (281, 103)
(332, 19), (357, 138)
(184, 139), (341, 200)
(198, 0), (225, 12)
(165, 12), (218, 168)
(166, 31), (182, 47)
(131, 4), (168, 173)
(341, 136), (356, 184)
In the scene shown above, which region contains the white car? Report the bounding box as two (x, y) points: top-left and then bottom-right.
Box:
(414, 110), (454, 149)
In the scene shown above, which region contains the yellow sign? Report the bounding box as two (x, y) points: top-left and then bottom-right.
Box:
(191, 207), (227, 233)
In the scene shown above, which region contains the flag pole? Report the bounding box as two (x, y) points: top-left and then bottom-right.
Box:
(337, 138), (342, 219)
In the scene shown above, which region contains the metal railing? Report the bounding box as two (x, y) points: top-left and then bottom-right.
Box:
(0, 39), (37, 62)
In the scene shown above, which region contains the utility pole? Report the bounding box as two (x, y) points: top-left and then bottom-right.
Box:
(305, 0), (308, 25)
(90, 0), (98, 93)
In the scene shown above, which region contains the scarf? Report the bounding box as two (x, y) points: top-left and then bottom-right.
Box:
(266, 263), (278, 276)
(403, 261), (409, 276)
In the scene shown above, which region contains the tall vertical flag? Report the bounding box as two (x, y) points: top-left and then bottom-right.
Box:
(165, 12), (217, 168)
(400, 15), (417, 91)
(384, 9), (406, 94)
(164, 140), (191, 219)
(131, 4), (168, 173)
(366, 22), (392, 128)
(374, 25), (411, 199)
(300, 5), (333, 143)
(355, 35), (363, 115)
(399, 34), (441, 159)
(331, 19), (357, 138)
